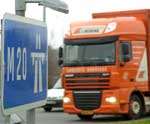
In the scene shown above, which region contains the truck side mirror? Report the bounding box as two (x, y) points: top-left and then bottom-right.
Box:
(120, 42), (132, 63)
(58, 47), (63, 65)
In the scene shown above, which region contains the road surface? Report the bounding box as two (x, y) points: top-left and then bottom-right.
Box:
(31, 108), (150, 124)
(1, 108), (149, 124)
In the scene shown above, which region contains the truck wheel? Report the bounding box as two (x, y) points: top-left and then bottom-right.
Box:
(44, 106), (52, 112)
(127, 95), (143, 119)
(77, 114), (93, 121)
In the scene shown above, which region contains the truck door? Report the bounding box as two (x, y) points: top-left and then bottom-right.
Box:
(118, 41), (136, 86)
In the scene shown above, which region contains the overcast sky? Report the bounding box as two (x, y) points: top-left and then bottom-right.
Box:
(0, 0), (150, 48)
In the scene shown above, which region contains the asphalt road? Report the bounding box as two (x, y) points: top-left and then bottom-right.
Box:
(0, 108), (150, 124)
(33, 108), (149, 124)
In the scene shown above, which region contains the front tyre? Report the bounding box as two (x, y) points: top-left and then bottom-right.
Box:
(127, 95), (143, 119)
(77, 114), (93, 121)
(44, 106), (52, 112)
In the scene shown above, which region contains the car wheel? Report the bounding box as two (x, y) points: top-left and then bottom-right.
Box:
(127, 95), (143, 119)
(44, 106), (52, 112)
(77, 114), (93, 121)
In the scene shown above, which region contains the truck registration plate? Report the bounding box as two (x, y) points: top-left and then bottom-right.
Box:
(81, 110), (94, 115)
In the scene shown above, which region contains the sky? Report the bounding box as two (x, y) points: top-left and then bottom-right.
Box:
(0, 0), (150, 48)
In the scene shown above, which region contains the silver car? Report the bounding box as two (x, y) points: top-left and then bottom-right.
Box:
(44, 79), (64, 112)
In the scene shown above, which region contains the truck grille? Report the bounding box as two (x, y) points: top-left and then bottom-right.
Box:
(73, 91), (101, 110)
(65, 73), (110, 90)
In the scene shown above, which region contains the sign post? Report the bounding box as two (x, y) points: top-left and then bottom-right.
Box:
(1, 13), (48, 124)
(27, 109), (35, 124)
(4, 115), (10, 124)
(0, 0), (68, 124)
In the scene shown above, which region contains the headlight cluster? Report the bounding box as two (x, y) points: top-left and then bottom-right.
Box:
(63, 97), (71, 104)
(105, 96), (117, 104)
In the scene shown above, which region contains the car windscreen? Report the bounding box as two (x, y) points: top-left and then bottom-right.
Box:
(53, 79), (62, 89)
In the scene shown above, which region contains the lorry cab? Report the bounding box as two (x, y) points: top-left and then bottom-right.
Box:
(59, 9), (150, 120)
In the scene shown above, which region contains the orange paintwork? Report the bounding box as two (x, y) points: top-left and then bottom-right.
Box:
(62, 9), (150, 115)
(63, 89), (131, 114)
(65, 17), (146, 39)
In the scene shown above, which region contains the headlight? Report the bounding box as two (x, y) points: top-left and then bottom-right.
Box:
(47, 97), (51, 100)
(105, 96), (117, 104)
(63, 97), (71, 104)
(57, 96), (63, 99)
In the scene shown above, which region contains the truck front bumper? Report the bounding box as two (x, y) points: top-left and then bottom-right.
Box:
(63, 89), (129, 115)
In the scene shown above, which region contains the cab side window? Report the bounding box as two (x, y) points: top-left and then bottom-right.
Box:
(120, 42), (132, 62)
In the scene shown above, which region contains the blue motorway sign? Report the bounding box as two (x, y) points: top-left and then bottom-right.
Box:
(1, 13), (48, 115)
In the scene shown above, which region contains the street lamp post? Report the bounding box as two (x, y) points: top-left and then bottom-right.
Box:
(15, 0), (69, 22)
(43, 6), (46, 22)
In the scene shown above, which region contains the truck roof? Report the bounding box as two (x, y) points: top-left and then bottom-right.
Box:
(66, 9), (150, 40)
(66, 17), (145, 39)
(93, 9), (150, 20)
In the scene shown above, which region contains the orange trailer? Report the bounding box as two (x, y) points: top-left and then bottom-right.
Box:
(58, 9), (150, 120)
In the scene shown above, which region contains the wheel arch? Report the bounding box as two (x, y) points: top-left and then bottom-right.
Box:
(130, 90), (145, 111)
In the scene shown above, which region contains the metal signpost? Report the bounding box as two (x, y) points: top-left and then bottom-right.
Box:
(1, 13), (48, 123)
(15, 0), (69, 21)
(0, 0), (68, 124)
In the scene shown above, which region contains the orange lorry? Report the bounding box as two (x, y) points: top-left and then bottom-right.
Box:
(58, 9), (150, 120)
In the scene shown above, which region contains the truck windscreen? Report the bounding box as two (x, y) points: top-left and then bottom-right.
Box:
(64, 37), (117, 66)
